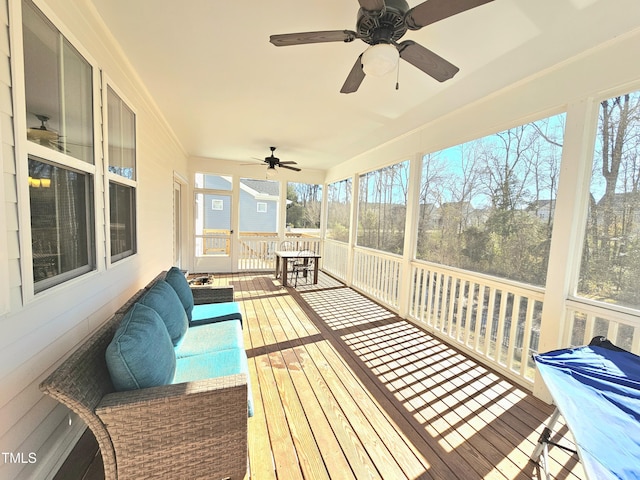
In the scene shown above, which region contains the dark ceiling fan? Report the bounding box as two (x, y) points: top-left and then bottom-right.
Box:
(269, 0), (493, 93)
(249, 147), (301, 176)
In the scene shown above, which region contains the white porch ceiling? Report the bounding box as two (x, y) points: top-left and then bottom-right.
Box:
(89, 0), (640, 171)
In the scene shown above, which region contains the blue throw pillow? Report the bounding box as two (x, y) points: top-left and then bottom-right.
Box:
(106, 303), (176, 391)
(139, 280), (188, 346)
(164, 267), (194, 321)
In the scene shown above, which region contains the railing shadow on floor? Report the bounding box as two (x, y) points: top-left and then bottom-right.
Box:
(285, 275), (581, 480)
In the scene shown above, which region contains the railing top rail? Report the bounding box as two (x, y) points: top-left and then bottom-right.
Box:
(353, 245), (403, 262)
(410, 259), (545, 301)
(567, 297), (640, 327)
(324, 238), (349, 247)
(237, 233), (279, 237)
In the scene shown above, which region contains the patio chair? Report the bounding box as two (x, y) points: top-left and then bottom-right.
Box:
(279, 240), (295, 251)
(279, 240), (298, 277)
(291, 250), (316, 287)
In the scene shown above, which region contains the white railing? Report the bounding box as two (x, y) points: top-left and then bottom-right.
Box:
(564, 298), (640, 353)
(283, 236), (322, 253)
(237, 236), (322, 271)
(195, 235), (230, 256)
(237, 236), (277, 271)
(352, 247), (402, 310)
(408, 262), (545, 386)
(267, 236), (640, 387)
(322, 240), (349, 282)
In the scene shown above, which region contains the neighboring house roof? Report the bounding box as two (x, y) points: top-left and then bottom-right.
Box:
(241, 178), (280, 197)
(597, 191), (640, 207)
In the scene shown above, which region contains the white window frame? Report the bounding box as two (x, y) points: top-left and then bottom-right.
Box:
(573, 87), (640, 312)
(256, 202), (267, 213)
(12, 0), (104, 300)
(103, 77), (138, 265)
(325, 177), (353, 244)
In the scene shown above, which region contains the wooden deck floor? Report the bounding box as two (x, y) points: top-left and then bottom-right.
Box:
(55, 272), (586, 480)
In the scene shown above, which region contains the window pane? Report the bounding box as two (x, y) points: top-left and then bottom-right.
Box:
(286, 182), (322, 237)
(62, 40), (93, 162)
(417, 114), (565, 286)
(357, 161), (409, 254)
(108, 86), (136, 179)
(195, 192), (231, 257)
(195, 173), (232, 190)
(110, 182), (136, 261)
(239, 178), (279, 234)
(578, 91), (640, 308)
(326, 178), (352, 242)
(29, 157), (94, 291)
(23, 0), (93, 163)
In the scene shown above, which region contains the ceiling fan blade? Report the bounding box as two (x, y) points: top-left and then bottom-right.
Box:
(279, 161), (298, 165)
(358, 0), (385, 13)
(398, 40), (459, 82)
(270, 30), (358, 47)
(280, 164), (302, 172)
(340, 54), (366, 94)
(405, 0), (493, 30)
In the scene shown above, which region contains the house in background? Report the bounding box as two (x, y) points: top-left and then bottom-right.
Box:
(237, 179), (282, 234)
(198, 177), (282, 231)
(528, 199), (556, 224)
(2, 0), (640, 479)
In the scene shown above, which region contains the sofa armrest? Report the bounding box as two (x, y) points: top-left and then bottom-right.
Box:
(191, 284), (234, 304)
(96, 373), (247, 414)
(96, 374), (248, 479)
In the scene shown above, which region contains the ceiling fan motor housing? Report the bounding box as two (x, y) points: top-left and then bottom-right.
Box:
(266, 147), (280, 167)
(356, 0), (409, 45)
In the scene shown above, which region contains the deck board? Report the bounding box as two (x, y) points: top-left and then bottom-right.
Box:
(57, 272), (586, 480)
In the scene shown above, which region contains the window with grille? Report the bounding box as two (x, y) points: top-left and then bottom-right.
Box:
(23, 0), (96, 292)
(28, 157), (94, 292)
(106, 85), (137, 262)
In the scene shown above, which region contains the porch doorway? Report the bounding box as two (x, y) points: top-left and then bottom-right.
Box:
(194, 190), (234, 272)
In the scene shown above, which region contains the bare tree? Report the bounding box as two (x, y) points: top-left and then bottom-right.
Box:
(581, 92), (640, 303)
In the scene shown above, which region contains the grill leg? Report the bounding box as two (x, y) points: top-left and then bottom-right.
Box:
(531, 408), (561, 480)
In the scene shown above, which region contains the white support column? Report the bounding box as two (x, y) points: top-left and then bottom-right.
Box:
(319, 179), (328, 260)
(231, 175), (241, 273)
(398, 153), (423, 318)
(345, 173), (359, 287)
(278, 177), (287, 241)
(534, 98), (599, 400)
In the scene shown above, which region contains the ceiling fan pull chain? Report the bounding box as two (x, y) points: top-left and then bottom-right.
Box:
(395, 60), (400, 91)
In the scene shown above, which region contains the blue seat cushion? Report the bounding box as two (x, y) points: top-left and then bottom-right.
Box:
(174, 348), (254, 417)
(139, 280), (188, 346)
(191, 302), (243, 327)
(164, 266), (194, 321)
(175, 319), (243, 358)
(106, 304), (176, 391)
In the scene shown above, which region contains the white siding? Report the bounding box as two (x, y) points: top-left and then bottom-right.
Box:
(0, 0), (12, 318)
(0, 0), (189, 478)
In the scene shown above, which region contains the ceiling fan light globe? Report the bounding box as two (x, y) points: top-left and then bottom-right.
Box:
(266, 166), (277, 178)
(361, 43), (399, 76)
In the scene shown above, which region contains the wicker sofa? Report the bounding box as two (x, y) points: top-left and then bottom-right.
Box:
(40, 269), (251, 480)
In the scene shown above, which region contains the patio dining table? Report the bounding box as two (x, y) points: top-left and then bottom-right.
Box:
(274, 250), (320, 287)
